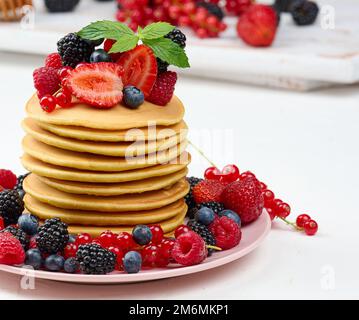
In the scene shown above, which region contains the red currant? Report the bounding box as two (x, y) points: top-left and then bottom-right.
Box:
(141, 244), (159, 267)
(98, 231), (116, 248)
(303, 219), (318, 236)
(296, 214), (311, 228)
(149, 225), (164, 244)
(196, 28), (208, 38)
(277, 202), (291, 218)
(108, 246), (124, 270)
(204, 166), (221, 180)
(266, 207), (276, 220)
(259, 182), (267, 190)
(115, 232), (136, 250)
(29, 236), (37, 249)
(64, 243), (78, 259)
(240, 171), (256, 180)
(58, 66), (72, 79)
(220, 164), (240, 183)
(55, 91), (72, 108)
(40, 95), (56, 113)
(262, 189), (275, 208)
(157, 239), (175, 267)
(174, 225), (190, 238)
(75, 233), (92, 246)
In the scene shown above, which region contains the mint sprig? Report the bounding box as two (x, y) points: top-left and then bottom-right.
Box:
(77, 20), (190, 68)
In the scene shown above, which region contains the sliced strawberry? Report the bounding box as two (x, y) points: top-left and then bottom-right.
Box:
(116, 45), (157, 98)
(65, 62), (124, 108)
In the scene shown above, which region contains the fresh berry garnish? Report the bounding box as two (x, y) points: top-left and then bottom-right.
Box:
(17, 214), (39, 236)
(123, 250), (142, 273)
(75, 233), (92, 246)
(57, 33), (94, 68)
(187, 219), (217, 256)
(236, 4), (278, 47)
(103, 39), (123, 61)
(115, 232), (136, 251)
(220, 164), (240, 183)
(55, 90), (72, 108)
(44, 254), (65, 272)
(174, 224), (191, 238)
(157, 238), (175, 267)
(64, 257), (79, 273)
(0, 169), (17, 189)
(240, 171), (256, 180)
(64, 243), (78, 259)
(222, 177), (264, 224)
(0, 189), (24, 227)
(98, 230), (116, 248)
(209, 216), (242, 250)
(218, 209), (241, 226)
(58, 66), (73, 79)
(0, 217), (4, 231)
(262, 189), (275, 207)
(29, 236), (37, 249)
(44, 0), (80, 13)
(198, 201), (225, 214)
(185, 176), (203, 211)
(149, 225), (164, 245)
(33, 66), (60, 99)
(90, 49), (112, 63)
(123, 85), (144, 109)
(64, 62), (124, 108)
(25, 248), (42, 270)
(141, 244), (160, 267)
(303, 219), (318, 236)
(45, 52), (63, 70)
(132, 225), (152, 245)
(107, 246), (124, 270)
(296, 214), (311, 228)
(192, 179), (226, 204)
(171, 231), (207, 266)
(226, 0), (253, 16)
(40, 95), (57, 113)
(165, 28), (187, 48)
(117, 45), (157, 98)
(1, 226), (29, 249)
(290, 0), (319, 26)
(195, 207), (215, 226)
(204, 166), (222, 180)
(0, 232), (25, 265)
(276, 202), (291, 218)
(147, 71), (177, 106)
(197, 2), (224, 20)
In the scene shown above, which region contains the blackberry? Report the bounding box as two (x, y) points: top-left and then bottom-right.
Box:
(36, 218), (69, 254)
(187, 219), (216, 256)
(197, 2), (224, 21)
(57, 33), (94, 68)
(185, 176), (203, 213)
(0, 189), (24, 227)
(76, 243), (116, 274)
(15, 173), (29, 199)
(1, 226), (29, 249)
(198, 202), (225, 214)
(290, 0), (319, 26)
(45, 0), (80, 12)
(157, 58), (169, 74)
(165, 28), (187, 48)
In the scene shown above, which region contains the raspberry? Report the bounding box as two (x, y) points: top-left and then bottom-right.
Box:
(45, 53), (63, 69)
(147, 71), (177, 106)
(0, 226), (29, 250)
(209, 216), (241, 250)
(0, 169), (17, 189)
(33, 67), (60, 98)
(222, 177), (264, 224)
(171, 231), (207, 266)
(0, 232), (25, 265)
(192, 179), (226, 204)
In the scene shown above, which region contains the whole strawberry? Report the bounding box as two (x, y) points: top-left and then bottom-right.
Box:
(192, 179), (227, 204)
(147, 71), (177, 106)
(236, 4), (278, 47)
(222, 177), (264, 224)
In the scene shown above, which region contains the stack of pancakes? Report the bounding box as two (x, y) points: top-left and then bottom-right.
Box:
(21, 94), (190, 236)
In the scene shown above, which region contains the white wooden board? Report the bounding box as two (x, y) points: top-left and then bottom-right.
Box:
(0, 0), (358, 90)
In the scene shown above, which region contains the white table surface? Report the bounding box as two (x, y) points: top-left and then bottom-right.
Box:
(0, 51), (358, 300)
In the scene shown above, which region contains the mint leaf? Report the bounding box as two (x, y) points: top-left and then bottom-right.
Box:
(143, 38), (190, 68)
(139, 22), (175, 40)
(109, 34), (139, 53)
(78, 20), (134, 40)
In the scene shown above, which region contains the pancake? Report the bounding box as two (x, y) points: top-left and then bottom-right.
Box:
(36, 120), (188, 142)
(37, 168), (188, 196)
(22, 118), (187, 157)
(22, 135), (189, 172)
(21, 153), (191, 183)
(23, 174), (190, 212)
(26, 94), (185, 130)
(25, 194), (186, 226)
(63, 208), (186, 236)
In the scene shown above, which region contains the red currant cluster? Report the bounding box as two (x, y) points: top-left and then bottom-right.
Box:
(225, 0), (253, 16)
(203, 164), (318, 236)
(116, 0), (227, 38)
(39, 66), (74, 113)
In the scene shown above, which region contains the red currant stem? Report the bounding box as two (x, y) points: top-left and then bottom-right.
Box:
(206, 245), (222, 251)
(188, 140), (218, 168)
(278, 216), (302, 231)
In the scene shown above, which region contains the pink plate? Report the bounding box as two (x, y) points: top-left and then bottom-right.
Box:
(0, 212), (271, 284)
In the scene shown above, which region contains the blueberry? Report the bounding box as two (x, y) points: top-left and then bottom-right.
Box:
(219, 210), (241, 226)
(18, 214), (39, 235)
(90, 49), (112, 63)
(68, 235), (76, 243)
(44, 254), (65, 272)
(132, 225), (152, 245)
(18, 189), (25, 200)
(123, 86), (144, 109)
(25, 249), (42, 270)
(195, 207), (215, 225)
(123, 251), (142, 274)
(64, 257), (79, 273)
